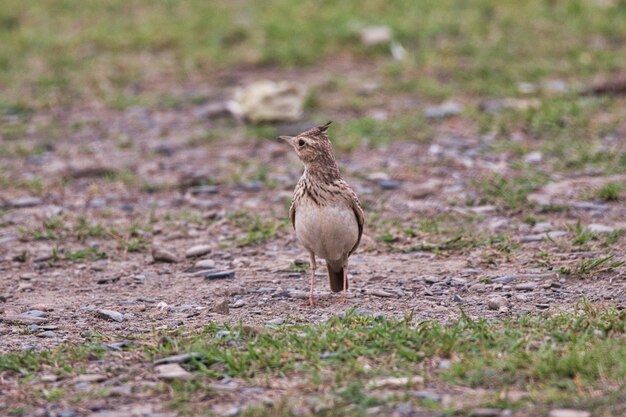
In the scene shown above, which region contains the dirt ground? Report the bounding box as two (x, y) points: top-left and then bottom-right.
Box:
(0, 65), (625, 416)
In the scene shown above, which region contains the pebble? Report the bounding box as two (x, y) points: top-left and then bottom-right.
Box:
(378, 179), (402, 190)
(185, 244), (212, 258)
(7, 197), (42, 208)
(571, 202), (608, 211)
(469, 283), (486, 293)
(96, 309), (124, 322)
(152, 247), (179, 263)
(154, 352), (202, 365)
(287, 289), (309, 299)
(520, 231), (567, 242)
(487, 296), (508, 310)
(194, 259), (216, 270)
(204, 270), (236, 280)
(155, 363), (192, 380)
(212, 298), (230, 315)
(231, 299), (246, 308)
(531, 222), (553, 233)
(523, 151), (543, 164)
(59, 410), (77, 417)
(410, 390), (442, 402)
(37, 331), (57, 338)
(360, 25), (392, 46)
(4, 312), (48, 325)
(515, 282), (538, 291)
(365, 288), (395, 298)
(424, 101), (463, 118)
(548, 410), (590, 417)
(536, 303), (550, 310)
(74, 374), (107, 383)
(453, 294), (464, 303)
(265, 318), (285, 326)
(470, 409), (502, 417)
(366, 376), (424, 390)
(587, 223), (615, 233)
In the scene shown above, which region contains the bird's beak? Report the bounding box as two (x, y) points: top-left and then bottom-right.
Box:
(277, 135), (293, 144)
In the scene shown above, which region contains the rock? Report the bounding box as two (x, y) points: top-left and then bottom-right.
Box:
(185, 245), (212, 258)
(487, 296), (508, 310)
(231, 299), (246, 308)
(194, 259), (216, 270)
(524, 151), (543, 164)
(366, 376), (424, 390)
(531, 222), (553, 233)
(469, 283), (486, 293)
(37, 331), (57, 338)
(571, 202), (608, 211)
(378, 179), (402, 190)
(233, 81), (307, 123)
(470, 205), (497, 214)
(365, 289), (395, 298)
(424, 101), (463, 118)
(265, 318), (285, 326)
(536, 303), (550, 310)
(406, 179), (441, 199)
(515, 282), (537, 291)
(287, 289), (309, 299)
(479, 98), (541, 113)
(96, 309), (124, 322)
(3, 312), (48, 325)
(59, 410), (77, 417)
(74, 374), (107, 383)
(212, 298), (229, 315)
(470, 409), (502, 417)
(360, 25), (392, 46)
(588, 223), (616, 233)
(491, 273), (557, 284)
(204, 270), (236, 280)
(155, 363), (192, 380)
(520, 231), (567, 242)
(548, 410), (590, 417)
(40, 373), (58, 382)
(152, 246), (179, 263)
(410, 390), (442, 402)
(7, 197), (43, 208)
(453, 294), (464, 303)
(154, 352), (202, 365)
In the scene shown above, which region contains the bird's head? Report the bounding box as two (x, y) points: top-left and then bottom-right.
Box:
(278, 121), (335, 165)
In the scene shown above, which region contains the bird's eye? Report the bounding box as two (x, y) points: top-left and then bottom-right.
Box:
(298, 139), (306, 147)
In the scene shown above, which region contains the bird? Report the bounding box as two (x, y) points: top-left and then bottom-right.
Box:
(279, 121), (364, 306)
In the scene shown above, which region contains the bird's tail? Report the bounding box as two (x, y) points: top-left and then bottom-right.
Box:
(327, 261), (346, 293)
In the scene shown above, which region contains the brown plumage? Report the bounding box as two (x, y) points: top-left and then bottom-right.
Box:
(279, 121), (364, 305)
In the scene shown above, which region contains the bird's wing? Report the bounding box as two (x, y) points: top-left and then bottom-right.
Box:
(289, 200), (296, 230)
(346, 187), (364, 256)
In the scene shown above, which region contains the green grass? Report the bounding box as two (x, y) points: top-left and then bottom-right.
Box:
(1, 1), (625, 109)
(1, 304), (624, 416)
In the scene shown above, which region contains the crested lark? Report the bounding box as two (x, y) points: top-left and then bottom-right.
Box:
(279, 121), (364, 306)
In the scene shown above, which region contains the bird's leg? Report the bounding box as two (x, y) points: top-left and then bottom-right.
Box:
(340, 259), (348, 304)
(309, 252), (317, 306)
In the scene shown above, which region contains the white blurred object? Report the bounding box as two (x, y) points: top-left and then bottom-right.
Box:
(233, 81), (307, 123)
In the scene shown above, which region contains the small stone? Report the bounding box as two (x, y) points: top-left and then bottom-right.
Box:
(470, 409), (502, 417)
(74, 374), (107, 383)
(587, 223), (615, 233)
(410, 390), (442, 402)
(378, 179), (401, 190)
(96, 309), (124, 322)
(8, 197), (42, 208)
(531, 222), (553, 233)
(520, 231), (567, 242)
(524, 151), (543, 164)
(204, 270), (235, 280)
(365, 288), (395, 298)
(424, 101), (463, 118)
(360, 25), (392, 46)
(265, 318), (284, 326)
(194, 259), (216, 270)
(40, 373), (58, 382)
(152, 247), (179, 263)
(4, 312), (47, 325)
(185, 245), (212, 258)
(487, 296), (508, 310)
(469, 283), (486, 293)
(37, 331), (57, 338)
(212, 298), (229, 315)
(548, 410), (590, 417)
(571, 202), (608, 211)
(438, 359), (451, 369)
(453, 294), (464, 303)
(231, 299), (245, 308)
(287, 289), (309, 299)
(155, 363), (191, 380)
(366, 376), (424, 390)
(515, 282), (537, 291)
(59, 410), (77, 417)
(154, 352), (201, 365)
(536, 303), (550, 310)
